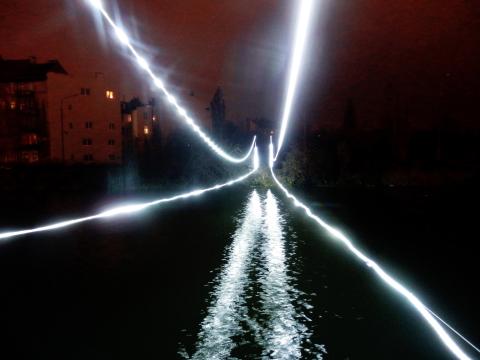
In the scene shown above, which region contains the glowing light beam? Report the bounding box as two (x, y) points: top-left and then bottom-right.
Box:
(272, 0), (477, 357)
(269, 140), (475, 360)
(274, 0), (314, 161)
(0, 168), (257, 242)
(85, 0), (256, 164)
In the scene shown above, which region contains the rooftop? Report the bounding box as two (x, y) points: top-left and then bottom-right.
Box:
(0, 58), (67, 83)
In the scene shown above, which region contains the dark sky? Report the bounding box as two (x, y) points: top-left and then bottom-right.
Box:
(1, 0), (479, 130)
(305, 0), (480, 130)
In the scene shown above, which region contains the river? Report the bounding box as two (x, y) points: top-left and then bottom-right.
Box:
(0, 185), (478, 359)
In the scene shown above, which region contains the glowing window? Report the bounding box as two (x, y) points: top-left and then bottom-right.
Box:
(10, 101), (16, 110)
(21, 133), (38, 145)
(106, 90), (114, 99)
(144, 126), (149, 135)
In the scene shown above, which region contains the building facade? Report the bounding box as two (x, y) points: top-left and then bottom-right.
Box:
(121, 97), (162, 163)
(47, 71), (122, 164)
(0, 58), (123, 164)
(0, 58), (66, 163)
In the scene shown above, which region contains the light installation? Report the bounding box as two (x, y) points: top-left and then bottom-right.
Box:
(0, 166), (257, 242)
(269, 141), (475, 360)
(86, 0), (256, 164)
(0, 1), (476, 359)
(269, 0), (478, 358)
(274, 0), (314, 161)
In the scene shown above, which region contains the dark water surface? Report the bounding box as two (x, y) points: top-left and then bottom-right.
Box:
(0, 185), (478, 359)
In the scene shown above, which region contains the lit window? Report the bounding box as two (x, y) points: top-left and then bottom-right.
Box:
(10, 101), (16, 110)
(21, 151), (39, 163)
(152, 115), (156, 121)
(21, 133), (38, 145)
(108, 139), (115, 145)
(127, 115), (132, 123)
(106, 90), (114, 99)
(144, 126), (149, 135)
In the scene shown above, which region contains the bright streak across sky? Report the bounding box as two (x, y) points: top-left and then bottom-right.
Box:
(274, 0), (314, 161)
(0, 168), (256, 242)
(85, 0), (256, 164)
(270, 1), (477, 357)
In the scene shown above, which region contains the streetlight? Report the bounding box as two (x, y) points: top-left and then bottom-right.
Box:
(60, 93), (79, 163)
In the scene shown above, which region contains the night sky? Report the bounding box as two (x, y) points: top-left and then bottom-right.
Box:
(1, 0), (479, 130)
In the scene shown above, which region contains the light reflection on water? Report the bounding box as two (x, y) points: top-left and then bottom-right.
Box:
(258, 190), (308, 359)
(190, 191), (263, 359)
(183, 190), (325, 359)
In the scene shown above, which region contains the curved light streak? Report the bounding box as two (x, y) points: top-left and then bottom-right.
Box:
(274, 0), (314, 161)
(192, 191), (263, 359)
(85, 0), (256, 164)
(269, 141), (475, 360)
(0, 168), (257, 242)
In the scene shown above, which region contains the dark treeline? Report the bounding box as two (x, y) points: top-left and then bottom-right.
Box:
(275, 126), (480, 187)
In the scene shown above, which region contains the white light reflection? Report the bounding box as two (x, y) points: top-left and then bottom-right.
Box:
(253, 146), (260, 171)
(85, 0), (256, 164)
(259, 190), (313, 359)
(269, 139), (474, 360)
(0, 170), (256, 242)
(274, 0), (314, 161)
(192, 191), (263, 359)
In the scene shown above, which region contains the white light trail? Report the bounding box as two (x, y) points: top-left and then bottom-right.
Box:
(274, 0), (314, 161)
(269, 140), (475, 360)
(270, 0), (477, 357)
(85, 0), (256, 164)
(253, 145), (260, 171)
(0, 168), (256, 242)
